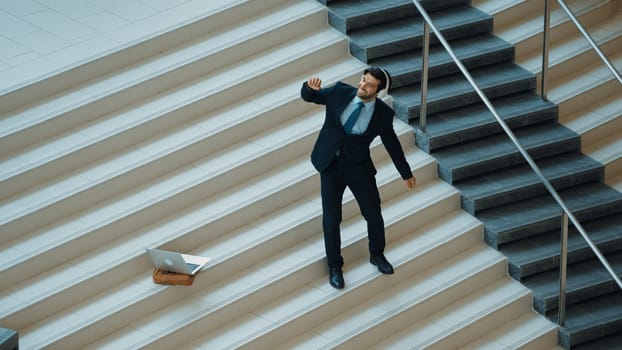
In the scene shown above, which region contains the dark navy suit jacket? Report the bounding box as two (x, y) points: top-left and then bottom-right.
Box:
(301, 81), (412, 180)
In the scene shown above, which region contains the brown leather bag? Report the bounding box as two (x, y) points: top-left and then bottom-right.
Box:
(152, 268), (195, 286)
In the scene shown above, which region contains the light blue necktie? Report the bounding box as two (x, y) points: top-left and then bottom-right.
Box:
(343, 102), (364, 134)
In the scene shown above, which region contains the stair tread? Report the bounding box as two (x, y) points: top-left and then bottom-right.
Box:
(478, 182), (622, 244)
(416, 92), (556, 151)
(460, 312), (559, 350)
(0, 28), (345, 191)
(392, 63), (535, 120)
(372, 33), (515, 89)
(433, 123), (580, 182)
(347, 5), (492, 61)
(456, 152), (603, 212)
(0, 147), (436, 326)
(0, 57), (363, 241)
(503, 214), (622, 279)
(554, 290), (622, 346)
(372, 278), (528, 349)
(19, 178), (457, 349)
(0, 0), (323, 152)
(195, 212), (487, 349)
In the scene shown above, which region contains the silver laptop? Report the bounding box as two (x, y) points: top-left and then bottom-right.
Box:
(146, 248), (210, 275)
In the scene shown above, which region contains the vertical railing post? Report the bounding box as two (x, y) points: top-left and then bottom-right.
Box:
(541, 0), (552, 100)
(558, 212), (569, 326)
(419, 19), (430, 132)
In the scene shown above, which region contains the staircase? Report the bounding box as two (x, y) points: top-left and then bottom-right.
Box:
(320, 0), (622, 349)
(0, 0), (560, 349)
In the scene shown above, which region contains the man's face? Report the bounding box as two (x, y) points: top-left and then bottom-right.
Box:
(357, 73), (381, 101)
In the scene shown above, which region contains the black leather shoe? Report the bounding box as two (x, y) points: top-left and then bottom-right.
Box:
(329, 267), (344, 289)
(370, 254), (394, 274)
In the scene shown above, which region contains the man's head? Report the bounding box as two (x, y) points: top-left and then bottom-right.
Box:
(357, 67), (391, 102)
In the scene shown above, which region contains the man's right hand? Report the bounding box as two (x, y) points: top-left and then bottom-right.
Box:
(307, 77), (322, 91)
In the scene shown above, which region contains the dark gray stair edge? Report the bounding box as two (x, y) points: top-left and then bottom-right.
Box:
(504, 216), (622, 280)
(525, 252), (622, 313)
(548, 291), (622, 349)
(479, 183), (622, 248)
(392, 63), (537, 122)
(573, 331), (622, 350)
(325, 0), (470, 33)
(348, 6), (493, 61)
(457, 153), (605, 214)
(414, 93), (557, 153)
(435, 124), (581, 184)
(376, 34), (515, 90)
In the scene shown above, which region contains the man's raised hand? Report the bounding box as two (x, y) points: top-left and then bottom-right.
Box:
(307, 77), (322, 91)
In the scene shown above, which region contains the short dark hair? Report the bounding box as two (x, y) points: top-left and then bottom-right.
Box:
(364, 66), (391, 92)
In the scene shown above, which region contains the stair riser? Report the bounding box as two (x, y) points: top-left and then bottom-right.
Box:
(580, 109), (622, 148)
(557, 79), (621, 119)
(327, 0), (471, 34)
(439, 137), (581, 183)
(389, 44), (515, 90)
(483, 0), (542, 34)
(513, 0), (614, 62)
(0, 0), (291, 116)
(328, 3), (417, 34)
(394, 76), (536, 122)
(0, 98), (318, 240)
(71, 182), (456, 350)
(538, 37), (622, 85)
(350, 17), (493, 63)
(334, 255), (507, 349)
(3, 144), (428, 330)
(462, 166), (604, 214)
(0, 5), (325, 158)
(487, 198), (622, 248)
(239, 223), (483, 349)
(416, 105), (558, 153)
(557, 307), (622, 349)
(0, 35), (347, 200)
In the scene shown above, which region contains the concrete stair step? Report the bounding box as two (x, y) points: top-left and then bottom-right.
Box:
(61, 178), (458, 350)
(503, 214), (622, 280)
(520, 9), (622, 82)
(550, 290), (622, 349)
(1, 144), (438, 345)
(0, 0), (292, 114)
(415, 91), (557, 152)
(433, 123), (581, 183)
(478, 182), (622, 248)
(487, 0), (613, 62)
(0, 58), (362, 250)
(584, 121), (622, 182)
(563, 84), (622, 147)
(0, 24), (346, 202)
(359, 275), (533, 349)
(183, 210), (484, 349)
(323, 0), (469, 33)
(0, 120), (423, 323)
(524, 251), (622, 314)
(456, 152), (604, 214)
(347, 5), (492, 62)
(373, 33), (515, 90)
(392, 62), (536, 122)
(0, 0), (317, 159)
(574, 330), (622, 350)
(459, 311), (561, 350)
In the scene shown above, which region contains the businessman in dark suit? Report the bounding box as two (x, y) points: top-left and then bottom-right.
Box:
(301, 67), (416, 289)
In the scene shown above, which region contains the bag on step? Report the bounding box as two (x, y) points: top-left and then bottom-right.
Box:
(152, 268), (195, 286)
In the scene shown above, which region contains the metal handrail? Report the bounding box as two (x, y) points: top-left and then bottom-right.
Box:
(411, 0), (622, 327)
(541, 0), (622, 100)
